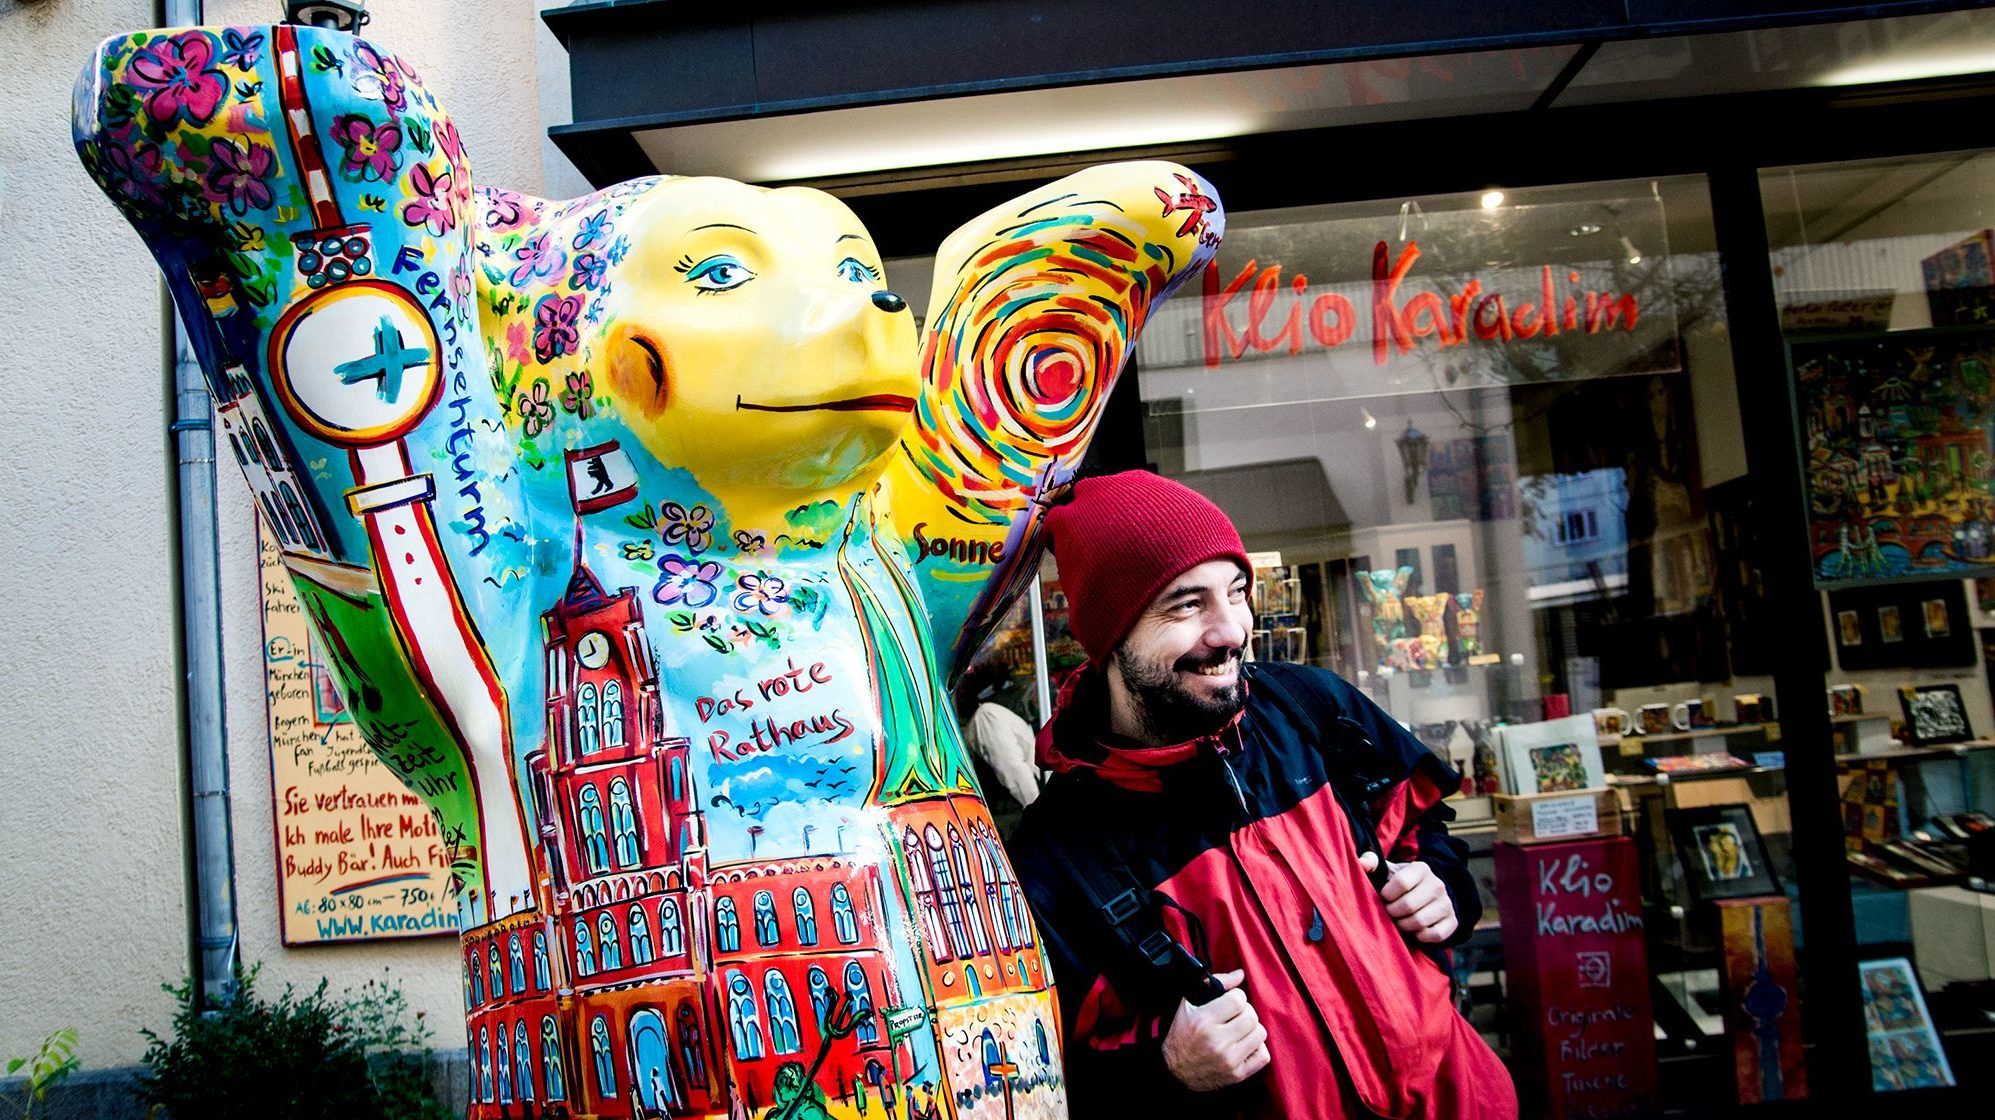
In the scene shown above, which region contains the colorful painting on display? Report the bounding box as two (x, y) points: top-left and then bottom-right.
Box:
(1713, 897), (1807, 1104)
(76, 21), (1221, 1120)
(1859, 958), (1957, 1091)
(259, 523), (460, 944)
(1794, 328), (1995, 584)
(1920, 230), (1995, 329)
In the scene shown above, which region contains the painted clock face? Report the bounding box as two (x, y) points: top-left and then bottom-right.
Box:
(576, 631), (611, 670)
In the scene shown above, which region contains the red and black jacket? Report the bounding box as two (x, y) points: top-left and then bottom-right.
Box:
(1011, 661), (1509, 1119)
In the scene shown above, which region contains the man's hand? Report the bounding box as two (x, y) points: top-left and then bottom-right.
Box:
(1358, 852), (1459, 944)
(1162, 969), (1271, 1091)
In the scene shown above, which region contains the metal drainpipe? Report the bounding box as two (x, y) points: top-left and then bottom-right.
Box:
(161, 0), (238, 1011)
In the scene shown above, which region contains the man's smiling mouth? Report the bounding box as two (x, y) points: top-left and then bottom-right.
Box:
(735, 394), (916, 413)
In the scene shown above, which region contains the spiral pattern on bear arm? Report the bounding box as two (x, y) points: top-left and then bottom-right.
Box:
(906, 208), (1168, 525)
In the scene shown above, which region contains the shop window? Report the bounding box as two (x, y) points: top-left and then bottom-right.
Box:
(1113, 172), (1838, 1111)
(1763, 149), (1995, 1090)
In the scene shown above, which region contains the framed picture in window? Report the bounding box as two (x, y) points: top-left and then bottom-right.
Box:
(1921, 598), (1951, 638)
(1878, 605), (1903, 644)
(1492, 715), (1604, 795)
(1897, 683), (1974, 747)
(1667, 803), (1780, 904)
(1828, 582), (1973, 670)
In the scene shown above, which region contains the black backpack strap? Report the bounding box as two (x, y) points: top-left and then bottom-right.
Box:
(1050, 815), (1227, 1009)
(1246, 662), (1396, 886)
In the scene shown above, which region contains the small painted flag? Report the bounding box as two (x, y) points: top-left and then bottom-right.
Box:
(566, 441), (638, 513)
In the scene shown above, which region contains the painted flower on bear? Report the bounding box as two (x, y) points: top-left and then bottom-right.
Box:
(331, 113), (403, 181)
(532, 293), (582, 362)
(654, 555), (725, 609)
(127, 32), (227, 127)
(204, 138), (275, 216)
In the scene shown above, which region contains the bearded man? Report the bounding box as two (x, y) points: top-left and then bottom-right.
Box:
(1009, 470), (1516, 1119)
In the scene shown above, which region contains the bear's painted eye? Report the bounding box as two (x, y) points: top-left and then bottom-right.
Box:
(685, 254), (755, 293)
(836, 256), (880, 285)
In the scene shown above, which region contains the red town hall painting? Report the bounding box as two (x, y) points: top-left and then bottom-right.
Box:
(458, 553), (1059, 1119)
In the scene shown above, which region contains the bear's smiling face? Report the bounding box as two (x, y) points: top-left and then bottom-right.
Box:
(516, 176), (922, 499)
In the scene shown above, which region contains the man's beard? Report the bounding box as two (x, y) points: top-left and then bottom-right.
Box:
(1112, 643), (1247, 745)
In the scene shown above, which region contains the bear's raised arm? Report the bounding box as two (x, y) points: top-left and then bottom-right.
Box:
(75, 25), (534, 916)
(882, 162), (1224, 677)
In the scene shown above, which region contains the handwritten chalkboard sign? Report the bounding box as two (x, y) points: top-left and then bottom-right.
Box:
(258, 527), (458, 945)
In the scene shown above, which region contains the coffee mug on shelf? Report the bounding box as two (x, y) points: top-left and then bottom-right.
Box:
(1733, 693), (1772, 723)
(1828, 683), (1866, 716)
(1671, 698), (1709, 732)
(1638, 703), (1671, 735)
(1593, 707), (1633, 737)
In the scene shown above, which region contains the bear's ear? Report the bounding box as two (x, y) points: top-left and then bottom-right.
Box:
(909, 161), (1223, 528)
(886, 163), (1221, 678)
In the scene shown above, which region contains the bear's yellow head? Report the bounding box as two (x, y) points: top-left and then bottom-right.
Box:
(485, 176), (920, 503)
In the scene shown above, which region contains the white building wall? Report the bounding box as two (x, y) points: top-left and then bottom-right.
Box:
(0, 0), (581, 1073)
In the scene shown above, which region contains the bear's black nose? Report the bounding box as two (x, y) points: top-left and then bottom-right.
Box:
(871, 290), (907, 313)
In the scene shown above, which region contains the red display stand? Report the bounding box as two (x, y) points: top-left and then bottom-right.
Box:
(1495, 835), (1659, 1119)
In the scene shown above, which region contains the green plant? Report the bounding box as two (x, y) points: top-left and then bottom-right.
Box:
(339, 971), (451, 1120)
(2, 1028), (80, 1120)
(137, 965), (448, 1120)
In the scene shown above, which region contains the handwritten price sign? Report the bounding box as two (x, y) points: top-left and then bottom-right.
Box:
(258, 526), (459, 945)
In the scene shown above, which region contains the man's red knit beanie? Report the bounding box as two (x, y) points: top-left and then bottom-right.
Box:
(1044, 470), (1251, 663)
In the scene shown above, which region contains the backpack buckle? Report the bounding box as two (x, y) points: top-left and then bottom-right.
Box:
(1101, 887), (1143, 926)
(1136, 930), (1176, 968)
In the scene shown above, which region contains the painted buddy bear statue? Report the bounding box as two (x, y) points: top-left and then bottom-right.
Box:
(76, 21), (1220, 1120)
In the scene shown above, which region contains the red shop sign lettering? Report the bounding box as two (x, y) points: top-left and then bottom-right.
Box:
(1201, 239), (1643, 370)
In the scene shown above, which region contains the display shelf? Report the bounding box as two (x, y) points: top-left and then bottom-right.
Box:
(1837, 739), (1995, 765)
(1608, 764), (1784, 790)
(1832, 712), (1893, 724)
(1600, 722), (1776, 748)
